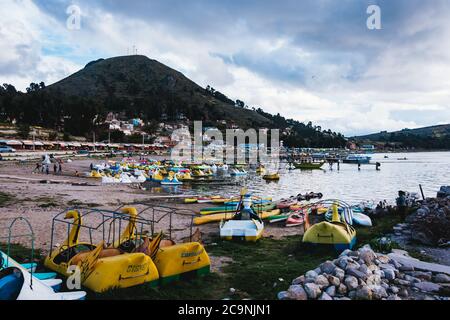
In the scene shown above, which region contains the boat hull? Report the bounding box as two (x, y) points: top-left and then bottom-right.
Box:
(220, 220), (264, 242)
(153, 242), (210, 285)
(194, 209), (281, 225)
(293, 162), (324, 170)
(303, 221), (357, 251)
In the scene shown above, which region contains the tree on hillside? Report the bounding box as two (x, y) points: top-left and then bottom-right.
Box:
(17, 123), (30, 139)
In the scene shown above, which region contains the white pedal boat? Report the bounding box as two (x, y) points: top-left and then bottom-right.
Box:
(0, 255), (85, 300)
(220, 219), (264, 242)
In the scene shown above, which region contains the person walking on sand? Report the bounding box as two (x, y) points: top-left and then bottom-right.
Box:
(396, 191), (407, 221)
(33, 162), (41, 174)
(58, 160), (62, 174)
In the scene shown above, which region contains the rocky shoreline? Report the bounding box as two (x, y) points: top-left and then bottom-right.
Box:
(393, 189), (450, 247)
(278, 246), (450, 300)
(279, 188), (450, 301)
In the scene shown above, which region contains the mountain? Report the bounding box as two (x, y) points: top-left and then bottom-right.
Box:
(353, 124), (450, 149)
(0, 55), (347, 147)
(46, 55), (272, 128)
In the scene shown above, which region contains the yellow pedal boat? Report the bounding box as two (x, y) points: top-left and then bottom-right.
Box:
(303, 204), (356, 251)
(44, 208), (160, 293)
(262, 173), (280, 180)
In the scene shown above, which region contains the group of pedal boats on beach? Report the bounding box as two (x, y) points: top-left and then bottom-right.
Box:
(1, 205), (211, 300)
(183, 190), (374, 250)
(1, 189), (376, 300)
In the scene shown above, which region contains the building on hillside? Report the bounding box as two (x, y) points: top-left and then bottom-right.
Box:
(132, 118), (144, 127)
(347, 142), (357, 150)
(361, 144), (375, 152)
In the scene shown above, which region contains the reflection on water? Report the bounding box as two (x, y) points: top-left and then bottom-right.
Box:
(145, 152), (450, 204)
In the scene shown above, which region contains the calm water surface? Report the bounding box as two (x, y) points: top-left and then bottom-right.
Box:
(148, 152), (450, 205)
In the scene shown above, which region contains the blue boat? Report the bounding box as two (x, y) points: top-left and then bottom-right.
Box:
(1, 251), (57, 280)
(343, 154), (371, 164)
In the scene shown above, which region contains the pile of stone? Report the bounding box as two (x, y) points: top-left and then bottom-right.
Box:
(437, 186), (450, 199)
(402, 196), (450, 246)
(278, 246), (450, 300)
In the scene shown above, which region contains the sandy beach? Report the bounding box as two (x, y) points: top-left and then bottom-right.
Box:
(0, 157), (304, 254)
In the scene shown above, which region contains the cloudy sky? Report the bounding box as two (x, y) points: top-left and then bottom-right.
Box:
(1, 0), (449, 136)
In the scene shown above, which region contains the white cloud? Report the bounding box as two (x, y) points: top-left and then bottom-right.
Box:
(0, 0), (81, 88)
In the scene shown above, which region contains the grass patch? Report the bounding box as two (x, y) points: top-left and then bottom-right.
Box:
(32, 196), (61, 208)
(407, 248), (434, 262)
(206, 237), (336, 299)
(90, 273), (227, 300)
(92, 236), (336, 300)
(67, 200), (101, 207)
(0, 192), (14, 207)
(356, 215), (401, 247)
(38, 202), (59, 208)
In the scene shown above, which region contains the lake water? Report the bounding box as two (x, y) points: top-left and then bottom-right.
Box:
(147, 152), (450, 205)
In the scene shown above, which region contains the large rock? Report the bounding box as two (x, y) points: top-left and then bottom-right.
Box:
(404, 275), (421, 283)
(337, 256), (353, 269)
(348, 251), (360, 258)
(337, 284), (347, 295)
(345, 261), (361, 271)
(360, 248), (377, 265)
(437, 186), (450, 198)
(347, 268), (367, 280)
(414, 282), (441, 293)
(399, 262), (415, 272)
(359, 264), (370, 275)
(370, 285), (388, 299)
(348, 290), (357, 299)
(325, 285), (336, 297)
(327, 275), (340, 287)
(383, 269), (396, 280)
(319, 292), (333, 300)
(434, 273), (450, 283)
(305, 270), (319, 281)
(387, 294), (402, 300)
(406, 271), (431, 281)
(394, 279), (411, 286)
(304, 283), (321, 299)
(287, 285), (308, 300)
(292, 275), (305, 285)
(333, 267), (346, 281)
(277, 291), (291, 300)
(315, 275), (330, 289)
(366, 274), (382, 286)
(398, 288), (409, 297)
(389, 286), (399, 294)
(339, 249), (352, 257)
(320, 261), (337, 274)
(345, 276), (359, 291)
(389, 253), (450, 274)
(355, 286), (373, 300)
(379, 263), (396, 270)
(377, 254), (391, 264)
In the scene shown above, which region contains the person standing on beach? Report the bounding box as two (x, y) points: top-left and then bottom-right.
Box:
(396, 191), (407, 221)
(33, 162), (41, 174)
(58, 160), (62, 174)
